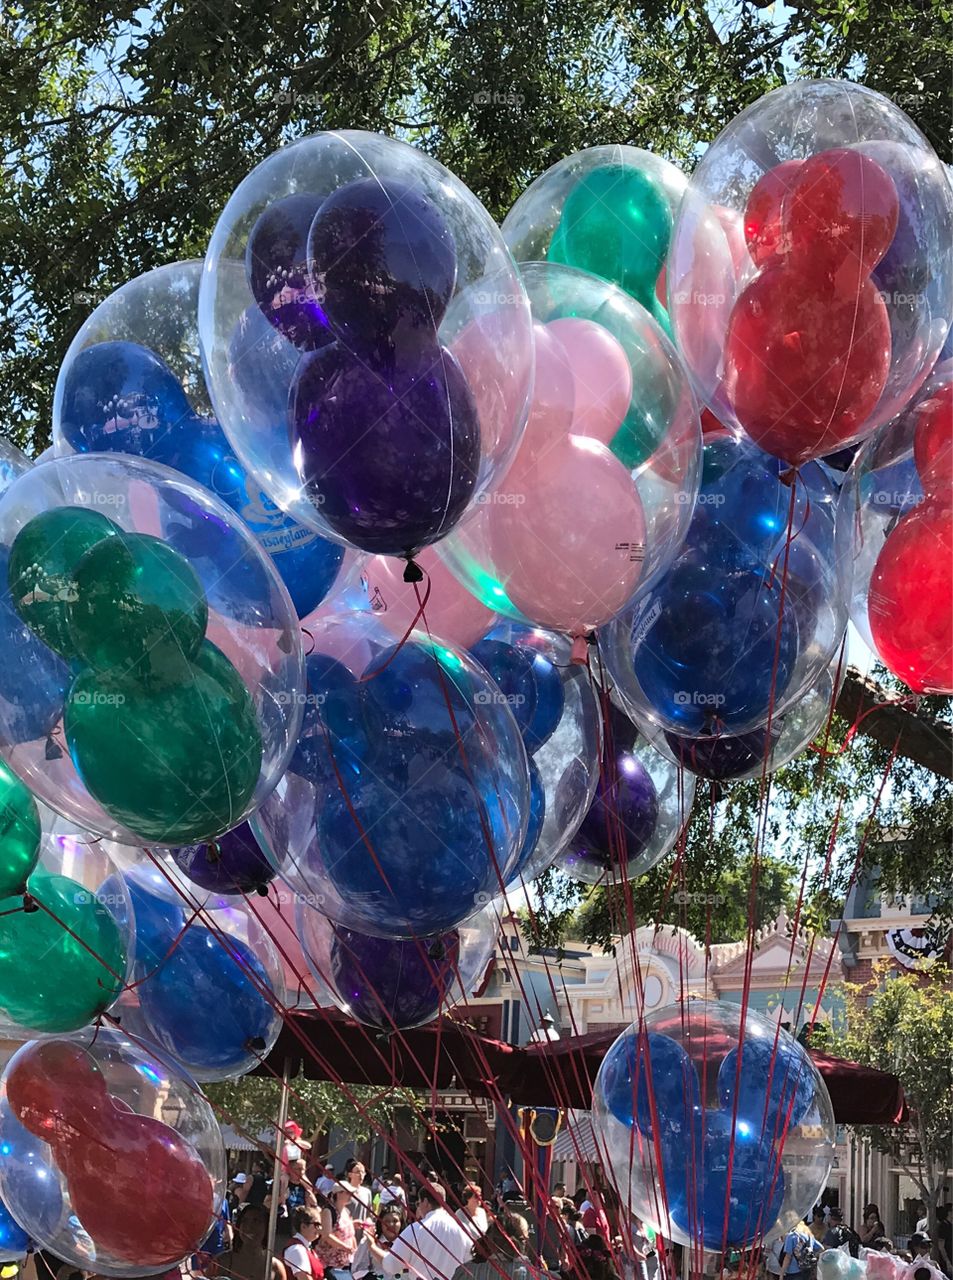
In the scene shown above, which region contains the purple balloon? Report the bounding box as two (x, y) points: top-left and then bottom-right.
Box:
(568, 706), (659, 872)
(663, 720), (784, 781)
(288, 340), (480, 555)
(306, 177), (457, 356)
(245, 194), (332, 350)
(330, 926), (461, 1031)
(171, 821), (275, 895)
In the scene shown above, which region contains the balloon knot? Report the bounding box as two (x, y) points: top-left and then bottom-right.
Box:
(205, 841), (222, 864)
(570, 632), (592, 664)
(255, 883), (270, 898)
(22, 893), (38, 914)
(428, 940), (446, 961)
(778, 465), (798, 487)
(245, 1036), (267, 1052)
(403, 557), (424, 584)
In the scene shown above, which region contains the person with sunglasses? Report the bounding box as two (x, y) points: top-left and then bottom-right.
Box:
(284, 1207), (324, 1280)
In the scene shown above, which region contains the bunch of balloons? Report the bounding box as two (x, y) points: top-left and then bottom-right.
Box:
(0, 77), (947, 1274)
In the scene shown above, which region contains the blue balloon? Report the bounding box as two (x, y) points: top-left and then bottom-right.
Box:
(154, 415), (344, 617)
(668, 1115), (785, 1250)
(125, 875), (279, 1078)
(59, 338), (343, 618)
(265, 638), (527, 936)
(0, 1198), (29, 1260)
(505, 757), (546, 886)
(0, 547), (70, 744)
(57, 340), (192, 455)
(0, 1111), (65, 1249)
(717, 1036), (815, 1135)
(471, 630), (565, 751)
(602, 1030), (700, 1134)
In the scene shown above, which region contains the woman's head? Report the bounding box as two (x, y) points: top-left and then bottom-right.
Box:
(462, 1184), (482, 1213)
(865, 1211), (881, 1226)
(293, 1206), (321, 1240)
(475, 1210), (529, 1261)
(378, 1206), (405, 1240)
(329, 1183), (353, 1210)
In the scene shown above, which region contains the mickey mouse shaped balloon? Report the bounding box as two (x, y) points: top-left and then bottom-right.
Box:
(0, 1027), (225, 1276)
(592, 1001), (835, 1251)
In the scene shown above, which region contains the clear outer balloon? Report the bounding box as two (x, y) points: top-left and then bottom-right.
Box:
(836, 359), (953, 694)
(469, 624), (602, 888)
(602, 433), (847, 739)
(252, 611), (530, 938)
(592, 1000), (836, 1252)
(637, 652), (847, 782)
(556, 702), (693, 885)
(362, 545), (499, 650)
(438, 263), (701, 637)
(52, 261), (345, 621)
(0, 1025), (226, 1276)
(0, 454), (304, 844)
(115, 879), (284, 1083)
(502, 145), (687, 332)
(668, 79), (953, 464)
(199, 131), (533, 553)
(0, 826), (132, 1036)
(0, 440), (30, 500)
(296, 895), (498, 1031)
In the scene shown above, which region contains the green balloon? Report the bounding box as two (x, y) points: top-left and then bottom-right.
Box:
(65, 639), (263, 843)
(0, 869), (126, 1031)
(0, 759), (40, 897)
(70, 531), (208, 684)
(548, 164), (672, 308)
(8, 507), (120, 658)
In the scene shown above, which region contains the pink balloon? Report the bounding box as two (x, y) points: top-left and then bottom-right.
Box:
(363, 546), (498, 649)
(487, 423), (646, 635)
(547, 318), (632, 444)
(528, 322), (574, 435)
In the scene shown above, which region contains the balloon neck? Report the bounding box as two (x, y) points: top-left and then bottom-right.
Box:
(402, 556), (424, 584)
(570, 631), (591, 664)
(778, 465), (798, 487)
(21, 892), (38, 914)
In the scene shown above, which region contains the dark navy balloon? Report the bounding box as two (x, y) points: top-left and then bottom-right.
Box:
(329, 925), (460, 1030)
(306, 177), (457, 356)
(57, 341), (192, 455)
(664, 720), (784, 782)
(568, 706), (658, 873)
(245, 194), (333, 351)
(153, 415), (344, 618)
(0, 547), (70, 744)
(171, 821), (275, 896)
(127, 876), (278, 1078)
(288, 340), (480, 555)
(471, 632), (565, 751)
(301, 642), (521, 935)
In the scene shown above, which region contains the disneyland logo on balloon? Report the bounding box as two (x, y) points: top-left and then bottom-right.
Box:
(673, 690), (725, 707)
(71, 689), (126, 707)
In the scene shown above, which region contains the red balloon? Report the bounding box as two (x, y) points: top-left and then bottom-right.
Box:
(743, 160), (804, 266)
(868, 500), (953, 694)
(7, 1039), (215, 1268)
(724, 263), (891, 462)
(913, 380), (953, 498)
(784, 148), (899, 272)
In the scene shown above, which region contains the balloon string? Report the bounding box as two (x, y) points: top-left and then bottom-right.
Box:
(357, 572), (432, 683)
(121, 903), (205, 991)
(28, 895), (127, 987)
(810, 690), (920, 758)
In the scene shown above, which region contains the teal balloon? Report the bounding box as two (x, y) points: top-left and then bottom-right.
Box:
(65, 640), (263, 843)
(0, 759), (40, 897)
(70, 531), (208, 684)
(7, 508), (120, 658)
(548, 165), (672, 307)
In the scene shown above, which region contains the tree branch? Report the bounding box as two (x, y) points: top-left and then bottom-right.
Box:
(836, 668), (953, 779)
